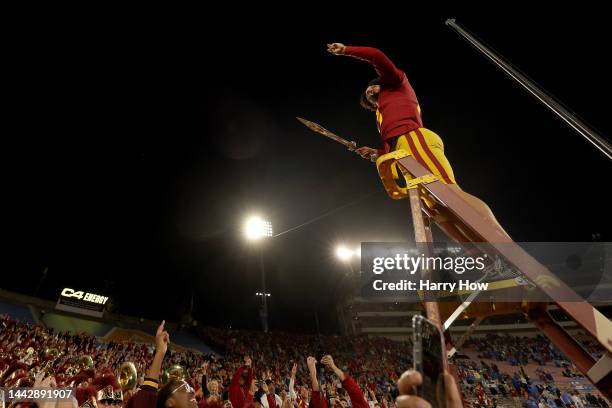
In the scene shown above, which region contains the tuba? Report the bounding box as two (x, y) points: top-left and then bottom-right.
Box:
(118, 362), (138, 391)
(77, 355), (94, 370)
(161, 364), (186, 385)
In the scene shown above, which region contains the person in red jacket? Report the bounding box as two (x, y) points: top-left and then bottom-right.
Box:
(229, 356), (254, 408)
(327, 43), (510, 240)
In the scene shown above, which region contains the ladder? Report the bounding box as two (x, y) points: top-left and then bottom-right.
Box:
(375, 149), (612, 398)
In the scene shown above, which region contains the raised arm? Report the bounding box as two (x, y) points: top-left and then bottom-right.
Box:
(321, 355), (368, 408)
(147, 320), (169, 381)
(320, 355), (344, 381)
(327, 43), (403, 85)
(307, 356), (319, 392)
(308, 357), (327, 408)
(229, 356), (252, 408)
(230, 356), (252, 388)
(289, 362), (297, 400)
(124, 321), (168, 408)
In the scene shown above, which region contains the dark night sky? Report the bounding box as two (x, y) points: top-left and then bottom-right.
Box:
(5, 8), (611, 333)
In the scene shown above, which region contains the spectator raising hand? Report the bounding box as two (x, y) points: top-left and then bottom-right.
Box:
(155, 320), (170, 355)
(147, 320), (169, 381)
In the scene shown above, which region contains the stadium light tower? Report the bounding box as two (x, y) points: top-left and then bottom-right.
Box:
(243, 215), (273, 333)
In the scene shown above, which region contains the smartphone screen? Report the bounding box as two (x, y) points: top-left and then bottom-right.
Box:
(412, 315), (445, 407)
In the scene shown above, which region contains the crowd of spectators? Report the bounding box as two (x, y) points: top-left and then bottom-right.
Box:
(0, 315), (608, 408)
(464, 334), (578, 367)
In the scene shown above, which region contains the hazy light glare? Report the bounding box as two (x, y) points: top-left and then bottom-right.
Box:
(244, 216), (273, 240)
(335, 245), (353, 261)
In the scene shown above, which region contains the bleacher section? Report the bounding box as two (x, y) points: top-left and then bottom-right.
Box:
(41, 312), (113, 336)
(0, 289), (217, 355)
(0, 301), (35, 324)
(458, 347), (605, 406)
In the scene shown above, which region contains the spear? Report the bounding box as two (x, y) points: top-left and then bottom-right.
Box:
(296, 117), (376, 162)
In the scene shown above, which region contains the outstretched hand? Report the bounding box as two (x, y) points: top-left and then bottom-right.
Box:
(355, 146), (378, 160)
(155, 320), (169, 355)
(34, 371), (57, 389)
(327, 43), (346, 55)
(306, 356), (317, 371)
(320, 355), (336, 369)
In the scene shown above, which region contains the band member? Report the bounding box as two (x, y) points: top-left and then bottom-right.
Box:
(327, 43), (510, 239)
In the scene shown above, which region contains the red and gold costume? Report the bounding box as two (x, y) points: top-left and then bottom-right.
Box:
(344, 46), (456, 184)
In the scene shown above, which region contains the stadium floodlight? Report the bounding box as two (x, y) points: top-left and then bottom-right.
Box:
(244, 214), (273, 333)
(244, 216), (273, 241)
(335, 245), (354, 262)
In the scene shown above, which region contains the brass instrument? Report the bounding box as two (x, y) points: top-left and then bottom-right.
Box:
(118, 362), (138, 391)
(63, 355), (94, 386)
(161, 364), (186, 385)
(64, 365), (76, 377)
(45, 348), (61, 359)
(38, 348), (63, 376)
(77, 355), (94, 370)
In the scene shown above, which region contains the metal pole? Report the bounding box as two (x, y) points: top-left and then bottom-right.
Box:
(260, 249), (269, 333)
(446, 19), (612, 161)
